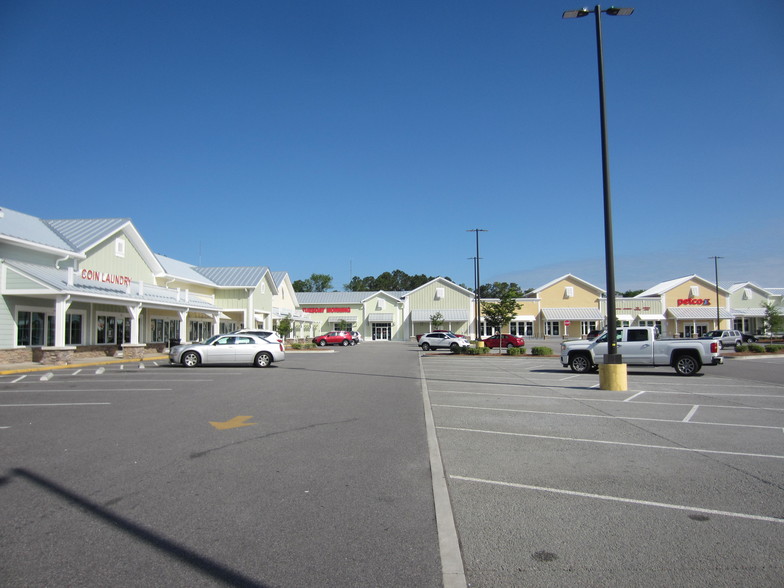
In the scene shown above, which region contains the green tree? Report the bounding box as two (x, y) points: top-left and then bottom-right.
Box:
(618, 289), (644, 297)
(277, 317), (292, 339)
(479, 282), (524, 298)
(481, 290), (519, 353)
(293, 273), (333, 292)
(430, 312), (444, 330)
(762, 302), (783, 340)
(336, 319), (351, 332)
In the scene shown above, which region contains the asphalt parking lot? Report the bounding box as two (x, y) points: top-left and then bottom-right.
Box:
(1, 346), (782, 587)
(422, 353), (784, 587)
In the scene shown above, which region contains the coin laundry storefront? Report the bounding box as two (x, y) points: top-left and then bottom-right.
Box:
(0, 208), (277, 365)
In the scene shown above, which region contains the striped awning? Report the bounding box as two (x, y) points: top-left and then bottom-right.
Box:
(541, 308), (603, 320)
(411, 309), (469, 322)
(731, 308), (767, 317)
(329, 315), (357, 323)
(668, 307), (733, 320)
(367, 313), (393, 322)
(638, 314), (666, 321)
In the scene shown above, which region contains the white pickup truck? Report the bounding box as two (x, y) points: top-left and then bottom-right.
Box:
(560, 326), (723, 376)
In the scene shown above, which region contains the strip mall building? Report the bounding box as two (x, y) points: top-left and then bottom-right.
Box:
(1, 206), (781, 364)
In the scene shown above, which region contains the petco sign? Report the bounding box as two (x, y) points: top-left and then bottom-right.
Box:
(677, 298), (711, 306)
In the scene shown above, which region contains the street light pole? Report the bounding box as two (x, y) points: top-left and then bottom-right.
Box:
(563, 4), (633, 367)
(467, 229), (487, 341)
(710, 256), (724, 328)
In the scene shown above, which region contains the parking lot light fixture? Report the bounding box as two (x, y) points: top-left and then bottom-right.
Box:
(563, 4), (633, 390)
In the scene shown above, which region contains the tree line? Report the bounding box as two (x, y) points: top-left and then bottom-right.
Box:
(292, 271), (645, 298)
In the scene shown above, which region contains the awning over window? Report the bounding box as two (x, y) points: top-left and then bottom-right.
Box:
(637, 314), (666, 321)
(368, 313), (393, 322)
(731, 308), (767, 317)
(512, 315), (537, 321)
(411, 309), (469, 322)
(668, 307), (733, 320)
(542, 308), (603, 320)
(330, 316), (357, 323)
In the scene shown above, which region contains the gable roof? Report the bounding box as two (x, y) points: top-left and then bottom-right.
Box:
(404, 276), (475, 298)
(529, 274), (605, 296)
(636, 275), (728, 297)
(194, 266), (274, 289)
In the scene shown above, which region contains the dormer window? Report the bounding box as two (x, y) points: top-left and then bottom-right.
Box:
(115, 238), (125, 258)
(689, 286), (699, 297)
(564, 287), (574, 298)
(743, 288), (752, 300)
(435, 288), (445, 300)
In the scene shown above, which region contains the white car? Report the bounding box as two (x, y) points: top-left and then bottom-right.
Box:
(349, 331), (363, 344)
(170, 333), (285, 367)
(699, 329), (742, 349)
(419, 332), (471, 351)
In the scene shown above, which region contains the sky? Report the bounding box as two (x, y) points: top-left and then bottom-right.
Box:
(1, 0), (782, 293)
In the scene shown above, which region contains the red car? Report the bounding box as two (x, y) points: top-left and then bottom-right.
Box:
(313, 331), (353, 347)
(482, 334), (525, 349)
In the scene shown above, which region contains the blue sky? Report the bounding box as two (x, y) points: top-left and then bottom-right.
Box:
(1, 0), (782, 292)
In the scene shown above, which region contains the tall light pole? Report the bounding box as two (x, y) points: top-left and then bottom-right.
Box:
(467, 229), (487, 341)
(563, 5), (633, 369)
(710, 256), (724, 329)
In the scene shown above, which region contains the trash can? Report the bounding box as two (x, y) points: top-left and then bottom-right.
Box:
(169, 338), (181, 348)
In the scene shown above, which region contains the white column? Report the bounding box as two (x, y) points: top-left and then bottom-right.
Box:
(178, 310), (188, 341)
(54, 295), (72, 347)
(127, 304), (142, 344)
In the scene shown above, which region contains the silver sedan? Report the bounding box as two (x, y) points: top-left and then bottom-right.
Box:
(169, 333), (285, 368)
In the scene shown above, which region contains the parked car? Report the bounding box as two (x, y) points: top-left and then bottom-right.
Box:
(482, 334), (525, 349)
(313, 331), (353, 347)
(349, 331), (363, 344)
(231, 329), (283, 342)
(699, 329), (742, 349)
(561, 326), (722, 376)
(586, 329), (603, 340)
(170, 333), (285, 368)
(416, 330), (467, 342)
(740, 333), (758, 343)
(419, 332), (471, 351)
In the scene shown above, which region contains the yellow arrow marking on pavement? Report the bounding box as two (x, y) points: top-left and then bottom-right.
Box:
(209, 415), (257, 430)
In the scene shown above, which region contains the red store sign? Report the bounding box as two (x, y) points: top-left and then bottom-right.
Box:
(677, 298), (711, 306)
(303, 307), (351, 314)
(80, 269), (132, 287)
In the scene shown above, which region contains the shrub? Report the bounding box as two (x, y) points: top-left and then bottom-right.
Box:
(459, 346), (489, 355)
(747, 344), (766, 353)
(507, 347), (525, 356)
(531, 346), (553, 356)
(765, 345), (784, 353)
(735, 344), (746, 352)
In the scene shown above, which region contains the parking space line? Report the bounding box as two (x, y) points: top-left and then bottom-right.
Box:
(683, 405), (700, 422)
(11, 375), (26, 383)
(432, 403), (783, 431)
(432, 390), (784, 413)
(0, 402), (111, 407)
(437, 426), (784, 460)
(450, 475), (784, 524)
(624, 391), (646, 401)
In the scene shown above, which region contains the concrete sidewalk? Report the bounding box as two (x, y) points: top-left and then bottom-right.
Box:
(0, 353), (170, 375)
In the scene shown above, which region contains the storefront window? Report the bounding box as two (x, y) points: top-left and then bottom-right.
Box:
(16, 311), (46, 346)
(96, 315), (127, 344)
(510, 321), (532, 337)
(546, 321), (560, 336)
(66, 314), (83, 345)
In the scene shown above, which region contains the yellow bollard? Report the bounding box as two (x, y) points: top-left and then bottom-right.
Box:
(599, 363), (628, 391)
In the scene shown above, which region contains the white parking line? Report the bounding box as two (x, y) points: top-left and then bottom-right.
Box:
(11, 375), (26, 383)
(450, 475), (784, 524)
(432, 403), (783, 431)
(683, 405), (700, 422)
(437, 426), (784, 460)
(0, 402), (111, 407)
(624, 391), (646, 401)
(432, 390), (784, 412)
